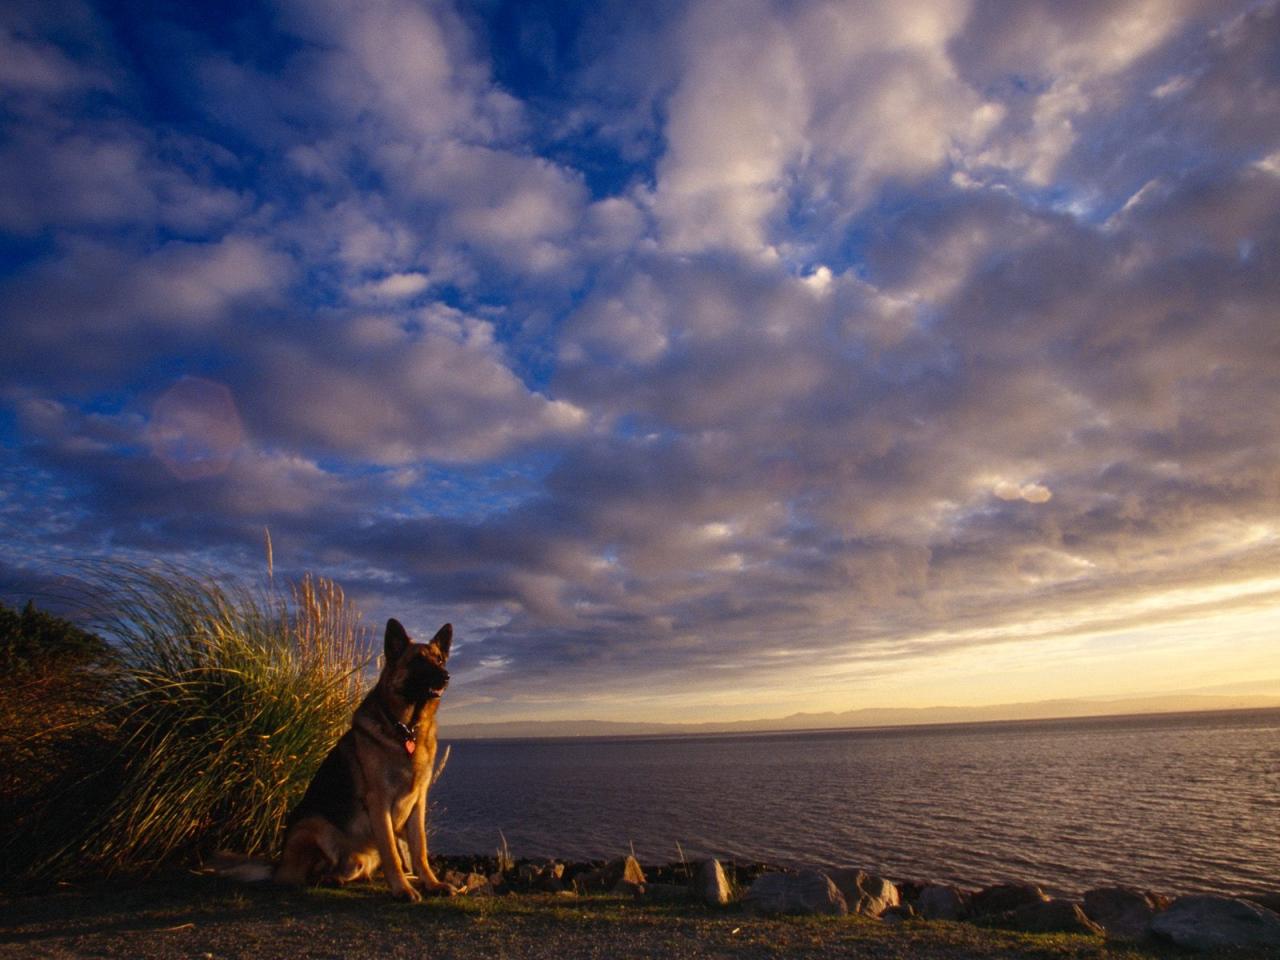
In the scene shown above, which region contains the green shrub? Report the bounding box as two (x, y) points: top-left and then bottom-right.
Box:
(0, 600), (120, 836)
(8, 564), (372, 880)
(0, 599), (115, 678)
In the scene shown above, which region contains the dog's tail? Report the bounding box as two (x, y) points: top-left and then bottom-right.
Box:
(200, 850), (275, 883)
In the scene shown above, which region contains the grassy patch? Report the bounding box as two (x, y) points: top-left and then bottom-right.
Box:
(2, 564), (371, 882)
(3, 876), (1251, 960)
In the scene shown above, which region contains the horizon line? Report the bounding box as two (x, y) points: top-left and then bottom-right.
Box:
(439, 694), (1280, 742)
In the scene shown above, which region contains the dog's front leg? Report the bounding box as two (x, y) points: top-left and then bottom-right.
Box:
(408, 791), (457, 895)
(371, 803), (420, 901)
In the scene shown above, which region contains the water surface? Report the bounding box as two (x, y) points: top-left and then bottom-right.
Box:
(432, 709), (1280, 896)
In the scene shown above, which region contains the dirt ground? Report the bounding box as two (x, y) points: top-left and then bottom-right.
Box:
(0, 874), (1252, 960)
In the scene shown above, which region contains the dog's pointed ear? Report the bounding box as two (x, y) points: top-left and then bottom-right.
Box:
(385, 618), (410, 662)
(430, 623), (452, 660)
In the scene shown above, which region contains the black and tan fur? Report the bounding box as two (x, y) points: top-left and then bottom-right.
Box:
(273, 618), (455, 900)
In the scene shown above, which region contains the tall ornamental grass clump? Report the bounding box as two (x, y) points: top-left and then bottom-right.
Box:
(22, 563), (371, 879)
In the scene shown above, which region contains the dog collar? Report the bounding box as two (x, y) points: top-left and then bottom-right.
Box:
(393, 719), (417, 755)
(377, 700), (418, 755)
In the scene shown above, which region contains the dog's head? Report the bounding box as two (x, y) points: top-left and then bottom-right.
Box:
(383, 619), (451, 706)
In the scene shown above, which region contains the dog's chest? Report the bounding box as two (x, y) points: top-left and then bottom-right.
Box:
(381, 757), (416, 796)
(386, 764), (430, 825)
(383, 747), (430, 796)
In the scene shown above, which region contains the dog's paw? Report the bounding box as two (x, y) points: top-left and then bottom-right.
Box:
(391, 881), (423, 902)
(421, 880), (460, 897)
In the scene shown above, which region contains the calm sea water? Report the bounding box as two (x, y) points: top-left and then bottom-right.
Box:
(431, 709), (1280, 897)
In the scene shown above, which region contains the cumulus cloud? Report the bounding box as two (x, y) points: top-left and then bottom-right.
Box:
(351, 272), (432, 303)
(951, 0), (1195, 184)
(276, 0), (522, 143)
(0, 234), (293, 392)
(652, 0), (807, 253)
(0, 124), (248, 236)
(246, 306), (588, 464)
(993, 481), (1053, 504)
(651, 0), (1001, 255)
(3, 0), (1279, 720)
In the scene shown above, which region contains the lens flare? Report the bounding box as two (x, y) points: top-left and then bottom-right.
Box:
(147, 377), (244, 480)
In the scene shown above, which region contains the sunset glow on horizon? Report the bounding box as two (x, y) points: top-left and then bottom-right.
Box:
(3, 0), (1279, 729)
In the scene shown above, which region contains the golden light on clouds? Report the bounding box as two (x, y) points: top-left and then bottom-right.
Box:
(993, 480), (1053, 503)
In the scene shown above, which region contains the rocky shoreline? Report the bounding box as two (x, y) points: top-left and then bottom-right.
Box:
(431, 853), (1280, 954)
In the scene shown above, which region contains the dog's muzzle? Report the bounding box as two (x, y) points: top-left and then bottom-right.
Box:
(406, 661), (449, 701)
(425, 670), (449, 700)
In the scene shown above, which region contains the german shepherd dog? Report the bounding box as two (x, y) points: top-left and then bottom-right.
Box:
(271, 618), (456, 900)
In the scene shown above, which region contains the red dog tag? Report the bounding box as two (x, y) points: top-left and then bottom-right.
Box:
(404, 740), (416, 754)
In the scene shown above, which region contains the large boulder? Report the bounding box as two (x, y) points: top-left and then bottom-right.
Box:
(998, 899), (1103, 936)
(969, 883), (1048, 917)
(745, 870), (849, 916)
(828, 868), (901, 918)
(1247, 893), (1280, 915)
(917, 884), (968, 921)
(572, 856), (646, 895)
(1150, 895), (1280, 952)
(1083, 887), (1164, 940)
(880, 903), (918, 924)
(693, 859), (733, 906)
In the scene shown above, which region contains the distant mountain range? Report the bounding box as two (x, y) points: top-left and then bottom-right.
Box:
(439, 692), (1280, 741)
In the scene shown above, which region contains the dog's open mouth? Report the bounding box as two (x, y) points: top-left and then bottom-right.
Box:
(402, 678), (448, 703)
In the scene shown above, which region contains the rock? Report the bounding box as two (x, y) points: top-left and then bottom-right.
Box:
(520, 860), (564, 880)
(997, 899), (1103, 936)
(881, 904), (918, 924)
(827, 869), (859, 906)
(442, 869), (469, 889)
(693, 859), (733, 906)
(512, 860), (566, 892)
(969, 883), (1048, 917)
(860, 875), (900, 908)
(828, 869), (901, 918)
(1246, 892), (1280, 915)
(896, 880), (927, 903)
(1151, 895), (1280, 952)
(917, 884), (968, 921)
(572, 855), (646, 895)
(461, 872), (495, 896)
(1082, 887), (1162, 940)
(745, 870), (849, 916)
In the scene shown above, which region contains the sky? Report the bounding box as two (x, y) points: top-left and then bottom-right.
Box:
(2, 0), (1279, 727)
